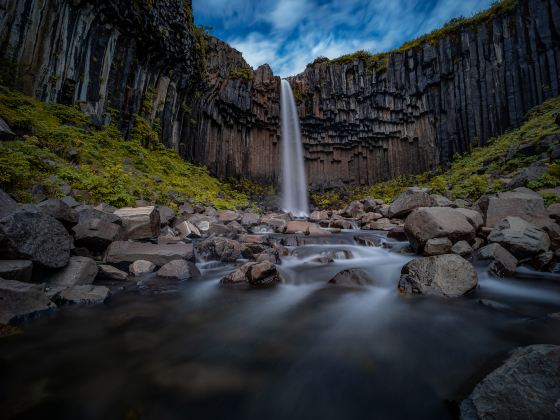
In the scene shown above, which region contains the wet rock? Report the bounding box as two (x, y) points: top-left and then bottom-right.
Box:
(532, 251), (554, 271)
(460, 345), (560, 420)
(404, 207), (475, 253)
(0, 116), (15, 140)
(309, 210), (329, 222)
(72, 219), (121, 252)
(365, 218), (397, 231)
(217, 210), (240, 223)
(157, 205), (176, 226)
(353, 235), (382, 247)
(0, 279), (56, 324)
(341, 201), (364, 218)
(175, 220), (201, 239)
(46, 256), (98, 288)
(105, 241), (194, 267)
(477, 243), (518, 277)
(197, 237), (242, 262)
(240, 212), (260, 226)
(284, 221), (329, 235)
(239, 234), (269, 244)
(424, 238), (453, 256)
(0, 207), (71, 268)
(97, 264), (128, 281)
(221, 261), (281, 286)
(114, 206), (161, 240)
(129, 260), (156, 276)
(0, 188), (18, 219)
(360, 212), (383, 225)
(328, 269), (375, 286)
(54, 285), (110, 305)
(471, 237), (485, 251)
(330, 219), (354, 230)
(157, 259), (200, 280)
(388, 187), (432, 218)
(479, 190), (549, 227)
(76, 205), (121, 225)
(488, 217), (550, 258)
(0, 260), (33, 282)
(451, 241), (473, 257)
(399, 254), (478, 298)
(387, 226), (407, 241)
(37, 199), (78, 228)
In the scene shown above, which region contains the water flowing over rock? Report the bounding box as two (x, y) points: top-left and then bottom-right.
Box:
(280, 80), (309, 216)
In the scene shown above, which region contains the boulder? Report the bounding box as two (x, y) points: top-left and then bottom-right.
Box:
(479, 190), (550, 227)
(175, 220), (201, 239)
(430, 194), (452, 207)
(157, 206), (176, 226)
(97, 264), (128, 281)
(217, 210), (240, 223)
(157, 259), (200, 280)
(226, 220), (246, 234)
(328, 269), (375, 286)
(0, 207), (71, 268)
(451, 241), (473, 257)
(0, 188), (18, 219)
(362, 197), (383, 212)
(45, 256), (98, 288)
(0, 279), (55, 324)
(105, 241), (194, 267)
(54, 285), (110, 305)
(72, 219), (121, 252)
(488, 217), (550, 258)
(113, 206), (161, 240)
(388, 187), (432, 218)
(341, 201), (364, 218)
(455, 208), (484, 231)
(547, 203), (560, 220)
(37, 199), (78, 227)
(60, 196), (80, 208)
(477, 243), (518, 277)
(0, 260), (33, 282)
(399, 254), (478, 298)
(239, 234), (269, 244)
(0, 116), (15, 140)
(404, 207), (475, 253)
(460, 344), (560, 420)
(240, 212), (260, 226)
(387, 226), (407, 241)
(309, 210), (329, 222)
(366, 218), (397, 231)
(197, 238), (242, 262)
(424, 238), (453, 256)
(76, 205), (121, 225)
(284, 221), (329, 235)
(221, 261), (281, 286)
(129, 260), (156, 276)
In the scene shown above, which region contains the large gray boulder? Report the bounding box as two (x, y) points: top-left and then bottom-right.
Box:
(72, 219), (121, 252)
(399, 254), (478, 298)
(0, 279), (56, 324)
(113, 206), (161, 240)
(45, 256), (98, 288)
(76, 205), (121, 225)
(388, 187), (433, 218)
(460, 344), (560, 420)
(479, 190), (550, 227)
(455, 208), (484, 231)
(477, 243), (518, 277)
(0, 188), (18, 219)
(54, 285), (110, 305)
(424, 238), (453, 256)
(196, 237), (242, 262)
(488, 217), (550, 258)
(105, 241), (194, 267)
(157, 259), (200, 280)
(0, 260), (33, 282)
(38, 199), (78, 227)
(0, 207), (71, 268)
(404, 207), (475, 253)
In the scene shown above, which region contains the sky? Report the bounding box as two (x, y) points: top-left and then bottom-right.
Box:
(192, 0), (496, 77)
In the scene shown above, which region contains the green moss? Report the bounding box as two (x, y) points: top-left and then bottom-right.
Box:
(229, 67), (252, 81)
(329, 50), (389, 74)
(0, 86), (250, 209)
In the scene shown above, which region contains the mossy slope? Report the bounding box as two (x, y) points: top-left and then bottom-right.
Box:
(0, 86), (249, 209)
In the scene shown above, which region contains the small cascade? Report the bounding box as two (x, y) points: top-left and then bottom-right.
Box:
(280, 79), (309, 217)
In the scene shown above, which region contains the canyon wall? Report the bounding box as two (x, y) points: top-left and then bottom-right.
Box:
(0, 0), (200, 149)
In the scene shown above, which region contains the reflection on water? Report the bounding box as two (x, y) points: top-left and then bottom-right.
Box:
(1, 231), (559, 420)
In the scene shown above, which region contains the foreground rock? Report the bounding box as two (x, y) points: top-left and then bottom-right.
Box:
(0, 207), (71, 268)
(157, 260), (200, 280)
(221, 261), (281, 286)
(488, 216), (550, 258)
(404, 207), (475, 253)
(460, 344), (560, 420)
(477, 243), (518, 277)
(45, 256), (98, 288)
(0, 279), (56, 324)
(105, 241), (194, 267)
(38, 199), (78, 228)
(0, 260), (33, 282)
(328, 269), (375, 287)
(113, 206), (160, 240)
(388, 187), (432, 218)
(399, 254), (478, 298)
(479, 189), (549, 227)
(197, 237), (242, 262)
(72, 219), (121, 252)
(54, 285), (110, 305)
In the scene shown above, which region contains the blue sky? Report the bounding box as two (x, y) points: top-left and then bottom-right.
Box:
(193, 0), (495, 77)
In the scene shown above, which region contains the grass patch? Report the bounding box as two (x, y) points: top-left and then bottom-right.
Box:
(0, 86), (250, 209)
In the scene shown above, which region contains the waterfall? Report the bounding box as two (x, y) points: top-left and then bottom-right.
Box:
(280, 79), (309, 217)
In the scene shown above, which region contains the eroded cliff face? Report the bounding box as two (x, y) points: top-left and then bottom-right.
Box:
(0, 0), (200, 149)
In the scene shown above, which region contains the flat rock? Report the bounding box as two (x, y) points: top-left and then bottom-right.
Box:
(488, 216), (550, 258)
(328, 269), (375, 286)
(129, 260), (156, 276)
(0, 279), (56, 324)
(0, 260), (33, 282)
(46, 256), (98, 288)
(97, 264), (128, 281)
(114, 206), (161, 240)
(460, 345), (560, 420)
(105, 241), (194, 267)
(404, 207), (475, 253)
(157, 259), (200, 280)
(54, 285), (110, 305)
(399, 254), (478, 298)
(388, 187), (432, 218)
(72, 219), (121, 252)
(0, 207), (71, 268)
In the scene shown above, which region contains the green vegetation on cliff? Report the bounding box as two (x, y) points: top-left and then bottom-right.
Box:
(313, 95), (560, 208)
(0, 86), (250, 209)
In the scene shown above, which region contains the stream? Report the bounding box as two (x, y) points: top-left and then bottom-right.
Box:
(1, 230), (560, 420)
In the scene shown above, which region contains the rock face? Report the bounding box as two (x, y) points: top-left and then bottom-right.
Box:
(0, 208), (71, 268)
(399, 254), (478, 298)
(113, 207), (160, 240)
(460, 345), (560, 420)
(0, 279), (56, 324)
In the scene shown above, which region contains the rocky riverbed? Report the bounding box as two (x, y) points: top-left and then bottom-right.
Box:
(1, 186), (560, 419)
